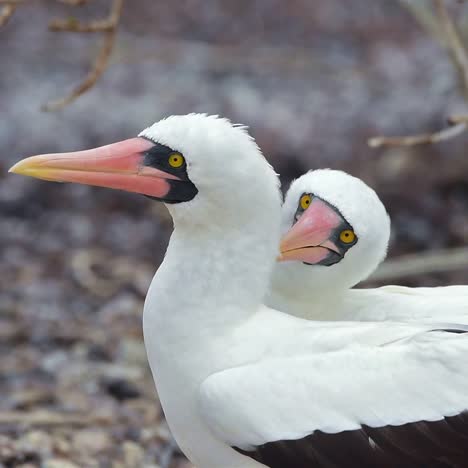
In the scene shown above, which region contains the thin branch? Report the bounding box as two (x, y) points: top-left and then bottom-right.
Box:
(448, 114), (468, 123)
(434, 0), (468, 100)
(0, 410), (111, 426)
(0, 0), (88, 5)
(42, 32), (116, 111)
(370, 2), (468, 150)
(49, 16), (114, 32)
(399, 0), (444, 44)
(0, 4), (16, 26)
(370, 246), (468, 281)
(42, 0), (124, 111)
(55, 0), (89, 5)
(368, 118), (468, 148)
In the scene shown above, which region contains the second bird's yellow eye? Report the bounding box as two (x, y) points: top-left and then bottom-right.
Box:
(300, 194), (312, 210)
(168, 153), (184, 168)
(340, 229), (356, 244)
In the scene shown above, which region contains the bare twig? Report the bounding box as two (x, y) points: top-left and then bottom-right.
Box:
(368, 119), (468, 148)
(0, 4), (16, 26)
(434, 0), (468, 99)
(449, 114), (468, 123)
(0, 410), (111, 427)
(42, 0), (124, 111)
(55, 0), (89, 5)
(49, 16), (114, 32)
(399, 0), (444, 43)
(42, 31), (116, 110)
(370, 2), (468, 149)
(370, 246), (468, 281)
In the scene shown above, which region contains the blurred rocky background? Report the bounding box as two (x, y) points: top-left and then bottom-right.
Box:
(1, 1), (468, 466)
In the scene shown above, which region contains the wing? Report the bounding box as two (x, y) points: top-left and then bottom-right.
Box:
(379, 285), (468, 297)
(199, 330), (468, 468)
(343, 287), (468, 325)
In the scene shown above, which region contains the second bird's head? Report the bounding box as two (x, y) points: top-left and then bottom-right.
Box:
(276, 169), (390, 292)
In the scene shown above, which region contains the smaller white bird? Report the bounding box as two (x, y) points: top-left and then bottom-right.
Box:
(268, 169), (468, 324)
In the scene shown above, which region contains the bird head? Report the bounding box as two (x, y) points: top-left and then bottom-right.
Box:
(9, 114), (281, 229)
(276, 169), (390, 293)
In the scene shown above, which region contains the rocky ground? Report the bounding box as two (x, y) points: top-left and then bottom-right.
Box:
(2, 1), (468, 467)
(0, 193), (191, 467)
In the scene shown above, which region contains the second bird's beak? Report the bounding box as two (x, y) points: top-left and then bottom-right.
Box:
(278, 197), (345, 266)
(9, 137), (180, 199)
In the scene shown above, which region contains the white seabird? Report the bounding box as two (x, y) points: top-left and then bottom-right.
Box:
(10, 115), (468, 468)
(269, 169), (468, 324)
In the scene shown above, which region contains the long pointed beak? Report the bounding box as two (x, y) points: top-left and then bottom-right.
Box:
(9, 138), (179, 199)
(279, 197), (344, 265)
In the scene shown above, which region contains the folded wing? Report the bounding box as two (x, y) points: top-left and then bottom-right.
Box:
(199, 329), (468, 468)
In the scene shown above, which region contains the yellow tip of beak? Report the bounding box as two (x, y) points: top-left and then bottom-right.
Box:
(9, 158), (31, 175)
(9, 163), (18, 174)
(8, 156), (59, 181)
(8, 158), (37, 177)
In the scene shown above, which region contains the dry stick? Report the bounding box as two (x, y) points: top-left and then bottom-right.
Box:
(368, 119), (468, 148)
(0, 410), (110, 426)
(369, 2), (468, 148)
(42, 31), (115, 110)
(399, 0), (444, 43)
(0, 4), (16, 26)
(434, 0), (468, 100)
(0, 0), (89, 4)
(449, 114), (468, 123)
(49, 16), (114, 32)
(370, 246), (468, 282)
(55, 0), (89, 5)
(42, 0), (124, 111)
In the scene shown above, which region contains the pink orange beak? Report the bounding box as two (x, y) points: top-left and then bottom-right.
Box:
(279, 197), (348, 266)
(9, 137), (179, 199)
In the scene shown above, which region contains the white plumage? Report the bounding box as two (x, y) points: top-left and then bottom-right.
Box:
(139, 119), (468, 467)
(200, 328), (468, 447)
(10, 115), (468, 468)
(268, 169), (468, 324)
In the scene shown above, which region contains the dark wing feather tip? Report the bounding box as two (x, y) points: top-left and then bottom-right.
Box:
(235, 411), (468, 468)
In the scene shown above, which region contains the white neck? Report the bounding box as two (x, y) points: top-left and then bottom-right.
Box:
(142, 193), (280, 468)
(155, 215), (279, 326)
(266, 262), (350, 320)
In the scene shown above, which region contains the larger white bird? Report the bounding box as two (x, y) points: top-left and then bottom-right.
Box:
(10, 114), (468, 468)
(269, 169), (468, 324)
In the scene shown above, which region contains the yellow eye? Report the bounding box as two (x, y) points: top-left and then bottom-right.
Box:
(168, 153), (184, 168)
(340, 229), (356, 244)
(300, 194), (312, 210)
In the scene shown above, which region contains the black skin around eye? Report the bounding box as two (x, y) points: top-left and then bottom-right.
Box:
(141, 140), (190, 181)
(140, 138), (198, 204)
(293, 193), (358, 266)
